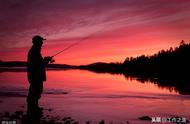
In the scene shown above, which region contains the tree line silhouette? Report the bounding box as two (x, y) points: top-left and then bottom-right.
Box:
(80, 40), (190, 78)
(123, 40), (190, 78)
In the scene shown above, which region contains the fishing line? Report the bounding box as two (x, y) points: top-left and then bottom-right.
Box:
(52, 24), (108, 57)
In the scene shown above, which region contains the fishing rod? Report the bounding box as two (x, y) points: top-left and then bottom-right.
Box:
(52, 40), (81, 57)
(52, 25), (108, 58)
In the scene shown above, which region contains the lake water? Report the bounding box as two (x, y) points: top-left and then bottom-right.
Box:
(0, 69), (190, 123)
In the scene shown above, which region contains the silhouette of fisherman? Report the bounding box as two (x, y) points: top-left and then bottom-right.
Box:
(27, 35), (54, 118)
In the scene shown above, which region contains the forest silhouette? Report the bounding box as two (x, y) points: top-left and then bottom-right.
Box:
(80, 40), (190, 76)
(123, 40), (190, 77)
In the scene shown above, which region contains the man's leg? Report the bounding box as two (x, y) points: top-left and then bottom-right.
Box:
(27, 81), (43, 113)
(36, 81), (43, 109)
(27, 82), (37, 115)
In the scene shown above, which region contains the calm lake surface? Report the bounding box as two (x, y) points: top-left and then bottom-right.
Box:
(0, 69), (190, 123)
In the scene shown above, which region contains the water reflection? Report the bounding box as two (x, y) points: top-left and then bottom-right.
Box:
(0, 69), (190, 123)
(74, 66), (190, 95)
(123, 73), (190, 95)
(0, 68), (189, 96)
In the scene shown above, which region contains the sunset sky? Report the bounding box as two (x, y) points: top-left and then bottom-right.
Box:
(1, 0), (190, 65)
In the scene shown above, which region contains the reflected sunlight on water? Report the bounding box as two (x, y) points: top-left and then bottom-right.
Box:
(0, 69), (190, 123)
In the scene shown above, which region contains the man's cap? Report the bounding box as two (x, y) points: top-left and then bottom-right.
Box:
(32, 35), (46, 41)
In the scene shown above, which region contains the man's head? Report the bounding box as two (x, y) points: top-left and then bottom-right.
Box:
(32, 35), (46, 47)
